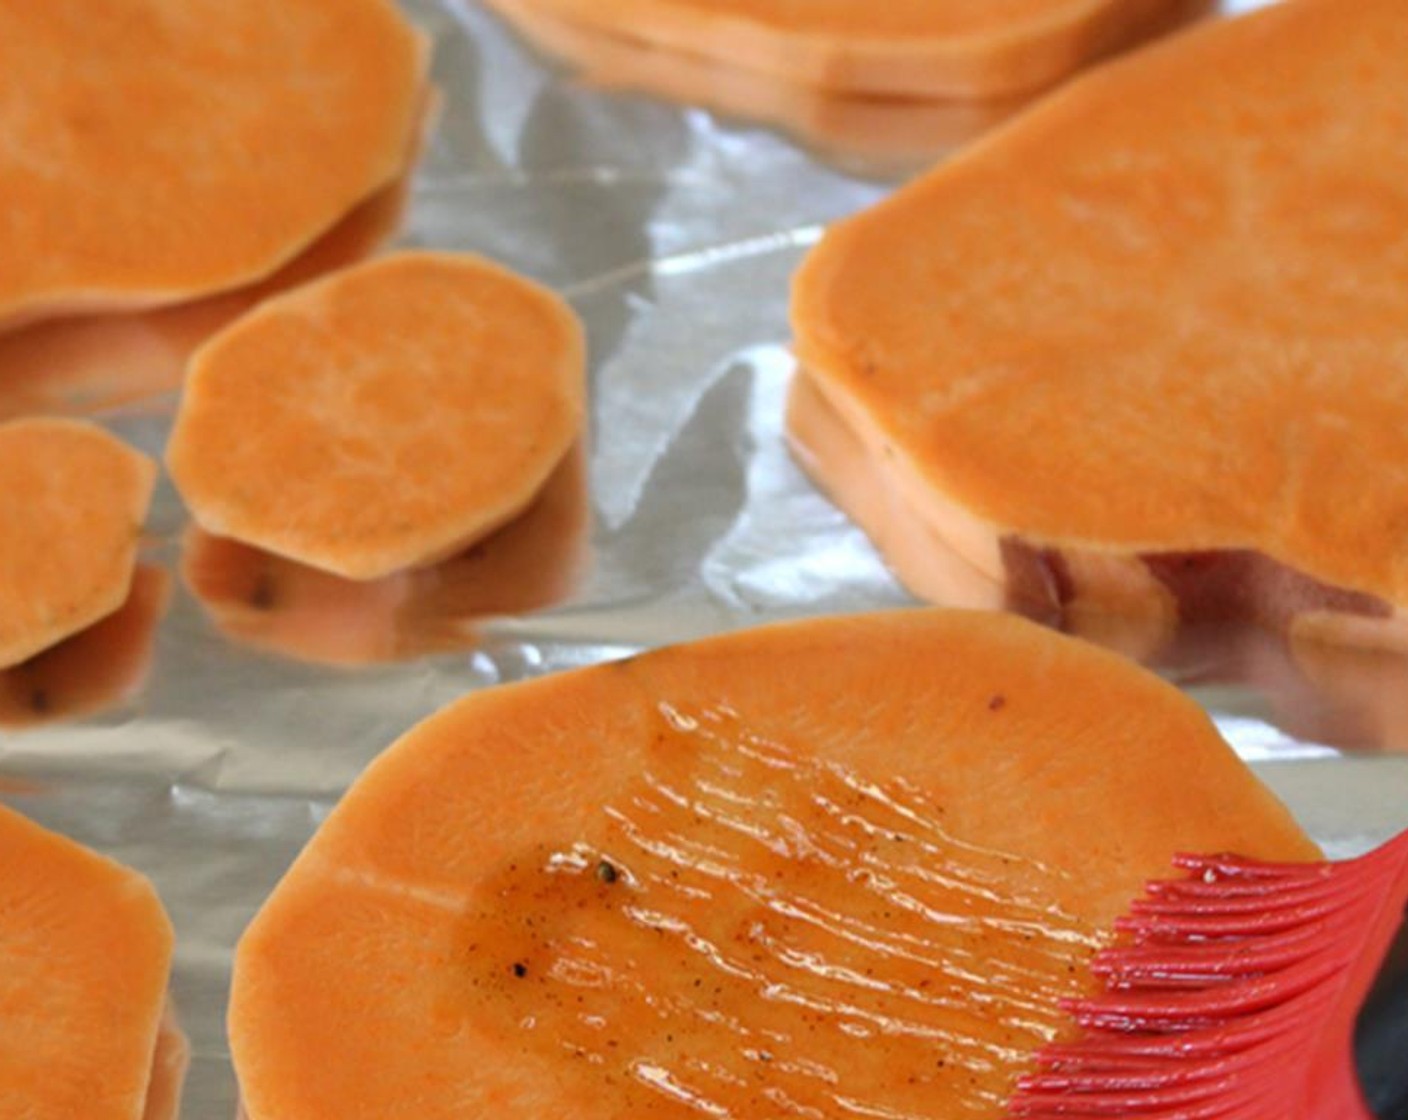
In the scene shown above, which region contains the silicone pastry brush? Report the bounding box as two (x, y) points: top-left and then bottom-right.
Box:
(1010, 829), (1408, 1119)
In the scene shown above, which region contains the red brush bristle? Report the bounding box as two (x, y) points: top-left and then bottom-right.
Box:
(1007, 833), (1408, 1120)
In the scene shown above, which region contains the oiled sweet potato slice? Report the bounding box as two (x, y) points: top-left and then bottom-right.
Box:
(497, 0), (1196, 98)
(0, 804), (174, 1119)
(0, 0), (426, 329)
(792, 0), (1408, 652)
(230, 611), (1313, 1119)
(167, 252), (585, 582)
(0, 419), (155, 669)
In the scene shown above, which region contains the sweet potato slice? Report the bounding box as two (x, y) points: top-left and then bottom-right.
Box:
(487, 0), (1034, 170)
(230, 610), (1314, 1119)
(498, 0), (1196, 98)
(0, 803), (174, 1119)
(0, 176), (409, 422)
(182, 442), (589, 666)
(0, 565), (170, 729)
(0, 419), (156, 669)
(792, 381), (1408, 754)
(791, 0), (1408, 653)
(0, 85), (432, 423)
(167, 252), (586, 582)
(0, 0), (427, 329)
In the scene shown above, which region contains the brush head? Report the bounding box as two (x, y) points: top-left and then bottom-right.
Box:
(1008, 833), (1408, 1119)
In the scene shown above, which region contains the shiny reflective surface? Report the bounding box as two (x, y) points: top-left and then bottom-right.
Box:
(0, 1), (1401, 1115)
(464, 704), (1098, 1117)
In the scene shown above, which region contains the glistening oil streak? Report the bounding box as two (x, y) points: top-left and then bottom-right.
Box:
(460, 703), (1104, 1116)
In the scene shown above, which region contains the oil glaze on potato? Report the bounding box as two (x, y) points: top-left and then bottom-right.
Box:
(230, 611), (1313, 1119)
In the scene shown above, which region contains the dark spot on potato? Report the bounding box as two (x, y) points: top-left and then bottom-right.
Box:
(248, 573), (277, 610)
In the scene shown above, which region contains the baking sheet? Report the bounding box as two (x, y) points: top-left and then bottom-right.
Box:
(1, 1), (1404, 1114)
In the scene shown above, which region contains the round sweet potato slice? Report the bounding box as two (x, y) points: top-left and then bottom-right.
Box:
(495, 0), (1196, 99)
(791, 0), (1408, 651)
(167, 252), (586, 582)
(230, 610), (1315, 1119)
(0, 0), (427, 329)
(0, 419), (156, 669)
(0, 803), (174, 1119)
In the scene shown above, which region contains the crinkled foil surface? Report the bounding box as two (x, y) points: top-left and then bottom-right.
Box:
(1, 1), (1404, 1114)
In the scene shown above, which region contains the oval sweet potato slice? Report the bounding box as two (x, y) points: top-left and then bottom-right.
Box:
(229, 610), (1314, 1119)
(791, 0), (1408, 652)
(0, 419), (156, 669)
(498, 0), (1197, 99)
(167, 252), (586, 582)
(0, 803), (174, 1119)
(0, 0), (426, 329)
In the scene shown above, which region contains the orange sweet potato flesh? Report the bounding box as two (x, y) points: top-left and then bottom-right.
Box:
(0, 90), (427, 423)
(0, 419), (156, 669)
(181, 442), (589, 667)
(230, 610), (1314, 1119)
(487, 0), (1037, 171)
(167, 252), (586, 582)
(0, 0), (426, 330)
(0, 565), (170, 729)
(506, 0), (1192, 98)
(792, 0), (1408, 653)
(142, 1004), (190, 1120)
(0, 803), (174, 1119)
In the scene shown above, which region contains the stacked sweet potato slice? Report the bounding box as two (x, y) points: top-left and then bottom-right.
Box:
(791, 0), (1408, 656)
(0, 0), (427, 330)
(492, 0), (1198, 98)
(484, 0), (1207, 164)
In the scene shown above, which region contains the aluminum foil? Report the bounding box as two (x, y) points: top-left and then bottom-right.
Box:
(0, 1), (1404, 1114)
